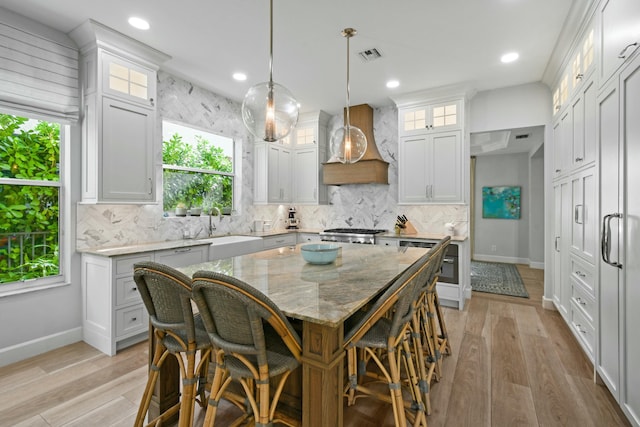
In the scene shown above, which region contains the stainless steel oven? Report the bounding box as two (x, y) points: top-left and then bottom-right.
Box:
(398, 240), (459, 284)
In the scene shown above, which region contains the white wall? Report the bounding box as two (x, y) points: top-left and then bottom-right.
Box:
(470, 82), (551, 133)
(529, 145), (545, 267)
(473, 153), (530, 263)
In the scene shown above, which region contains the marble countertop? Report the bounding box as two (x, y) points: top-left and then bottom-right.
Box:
(78, 230), (297, 256)
(180, 243), (428, 327)
(77, 228), (466, 257)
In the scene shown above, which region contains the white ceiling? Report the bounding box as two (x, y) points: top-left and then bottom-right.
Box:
(2, 0), (578, 116)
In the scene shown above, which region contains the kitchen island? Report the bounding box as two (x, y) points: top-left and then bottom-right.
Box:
(162, 243), (429, 427)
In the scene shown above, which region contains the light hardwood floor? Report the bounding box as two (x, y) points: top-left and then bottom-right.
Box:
(0, 265), (630, 426)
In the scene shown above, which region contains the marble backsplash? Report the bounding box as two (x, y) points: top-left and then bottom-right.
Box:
(76, 72), (468, 250)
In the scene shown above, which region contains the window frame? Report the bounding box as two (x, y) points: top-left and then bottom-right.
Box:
(0, 109), (70, 296)
(161, 120), (236, 214)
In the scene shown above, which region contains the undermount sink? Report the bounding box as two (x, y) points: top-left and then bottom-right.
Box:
(208, 235), (262, 245)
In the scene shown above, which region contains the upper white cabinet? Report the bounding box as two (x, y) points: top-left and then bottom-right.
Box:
(399, 130), (462, 203)
(398, 100), (461, 136)
(70, 20), (169, 204)
(599, 0), (640, 87)
(255, 111), (329, 205)
(393, 90), (469, 205)
(553, 27), (594, 116)
(254, 142), (292, 204)
(293, 111), (329, 205)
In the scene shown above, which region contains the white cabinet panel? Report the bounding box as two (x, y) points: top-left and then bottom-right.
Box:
(101, 97), (154, 202)
(600, 0), (640, 86)
(570, 167), (597, 265)
(399, 130), (462, 204)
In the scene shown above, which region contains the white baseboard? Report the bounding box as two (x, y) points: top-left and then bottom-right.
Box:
(473, 254), (529, 264)
(541, 296), (557, 310)
(0, 327), (82, 367)
(529, 261), (545, 269)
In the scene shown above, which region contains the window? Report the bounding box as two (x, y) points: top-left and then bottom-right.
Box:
(162, 121), (234, 215)
(0, 113), (62, 287)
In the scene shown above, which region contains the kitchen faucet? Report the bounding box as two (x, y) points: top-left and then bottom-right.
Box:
(208, 207), (222, 236)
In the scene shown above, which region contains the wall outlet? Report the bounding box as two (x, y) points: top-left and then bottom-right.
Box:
(491, 245), (497, 252)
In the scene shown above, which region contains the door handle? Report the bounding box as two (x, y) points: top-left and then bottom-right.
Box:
(575, 204), (583, 224)
(601, 213), (622, 268)
(555, 236), (560, 252)
(618, 42), (639, 59)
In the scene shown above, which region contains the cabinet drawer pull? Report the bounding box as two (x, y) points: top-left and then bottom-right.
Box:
(576, 297), (586, 306)
(575, 270), (586, 278)
(174, 248), (192, 253)
(575, 73), (583, 81)
(618, 42), (639, 59)
(575, 157), (583, 162)
(132, 287), (137, 292)
(131, 317), (137, 322)
(555, 168), (561, 173)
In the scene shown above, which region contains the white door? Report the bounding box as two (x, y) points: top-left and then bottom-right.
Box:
(620, 51), (640, 427)
(598, 75), (622, 402)
(399, 135), (429, 203)
(431, 131), (462, 202)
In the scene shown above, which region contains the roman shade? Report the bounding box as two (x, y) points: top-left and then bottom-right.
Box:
(0, 7), (79, 121)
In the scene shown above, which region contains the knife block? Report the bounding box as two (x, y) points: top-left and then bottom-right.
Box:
(397, 220), (417, 235)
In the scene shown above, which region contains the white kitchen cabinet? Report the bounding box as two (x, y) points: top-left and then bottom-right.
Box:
(154, 245), (208, 268)
(101, 50), (156, 108)
(254, 142), (292, 204)
(552, 179), (572, 320)
(71, 22), (168, 204)
(570, 166), (597, 265)
(552, 108), (572, 179)
(399, 130), (462, 204)
(100, 97), (154, 202)
(291, 111), (329, 205)
(80, 244), (209, 356)
(571, 77), (597, 170)
(599, 0), (640, 87)
(263, 233), (297, 249)
(598, 52), (640, 427)
(398, 100), (461, 136)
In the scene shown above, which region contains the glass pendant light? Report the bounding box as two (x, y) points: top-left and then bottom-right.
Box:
(330, 28), (367, 164)
(242, 0), (299, 142)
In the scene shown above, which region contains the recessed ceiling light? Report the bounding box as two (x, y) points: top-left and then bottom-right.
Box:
(128, 17), (150, 30)
(501, 52), (519, 63)
(233, 72), (247, 81)
(386, 80), (400, 89)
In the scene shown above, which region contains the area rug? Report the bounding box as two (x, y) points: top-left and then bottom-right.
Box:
(470, 261), (529, 298)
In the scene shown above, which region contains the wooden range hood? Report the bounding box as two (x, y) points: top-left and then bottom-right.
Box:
(323, 104), (389, 185)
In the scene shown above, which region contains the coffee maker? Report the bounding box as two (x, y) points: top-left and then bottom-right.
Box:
(286, 206), (299, 229)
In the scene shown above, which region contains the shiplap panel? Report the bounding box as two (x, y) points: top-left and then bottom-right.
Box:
(0, 20), (79, 120)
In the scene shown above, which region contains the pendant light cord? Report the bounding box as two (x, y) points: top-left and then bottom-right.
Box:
(269, 0), (274, 84)
(343, 28), (354, 129)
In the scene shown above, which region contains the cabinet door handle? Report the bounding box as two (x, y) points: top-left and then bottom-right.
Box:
(618, 42), (639, 59)
(555, 168), (561, 173)
(574, 204), (583, 224)
(555, 236), (560, 252)
(575, 73), (583, 81)
(601, 213), (623, 268)
(149, 97), (155, 107)
(148, 177), (153, 195)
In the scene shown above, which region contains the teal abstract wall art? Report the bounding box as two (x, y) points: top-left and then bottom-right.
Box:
(482, 186), (521, 219)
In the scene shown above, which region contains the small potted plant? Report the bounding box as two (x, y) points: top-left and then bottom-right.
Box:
(175, 202), (187, 217)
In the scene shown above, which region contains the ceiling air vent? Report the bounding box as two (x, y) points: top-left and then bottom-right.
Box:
(358, 48), (382, 62)
(515, 134), (530, 140)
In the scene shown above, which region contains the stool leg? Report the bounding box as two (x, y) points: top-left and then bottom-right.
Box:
(135, 333), (168, 427)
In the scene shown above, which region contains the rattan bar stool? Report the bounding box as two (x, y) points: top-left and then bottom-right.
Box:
(411, 237), (450, 415)
(343, 253), (432, 427)
(133, 261), (212, 427)
(416, 237), (452, 385)
(191, 270), (302, 427)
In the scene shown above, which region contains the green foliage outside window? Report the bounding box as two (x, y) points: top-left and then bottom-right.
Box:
(0, 114), (60, 284)
(162, 132), (234, 213)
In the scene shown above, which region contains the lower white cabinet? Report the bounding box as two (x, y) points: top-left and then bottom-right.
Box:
(263, 233), (297, 249)
(80, 244), (209, 356)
